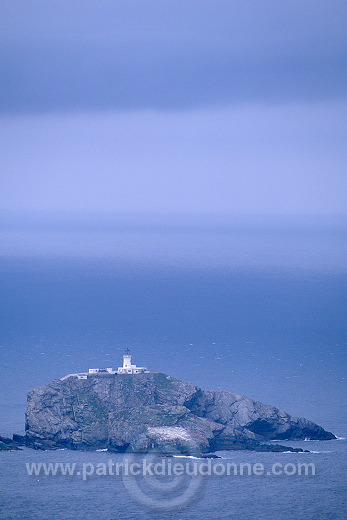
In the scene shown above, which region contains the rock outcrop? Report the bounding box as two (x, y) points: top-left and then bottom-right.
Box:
(25, 372), (335, 453)
(0, 435), (23, 451)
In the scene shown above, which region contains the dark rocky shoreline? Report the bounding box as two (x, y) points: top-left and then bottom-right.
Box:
(0, 434), (26, 451)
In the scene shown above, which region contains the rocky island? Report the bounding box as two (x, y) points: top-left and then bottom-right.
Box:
(24, 354), (336, 454)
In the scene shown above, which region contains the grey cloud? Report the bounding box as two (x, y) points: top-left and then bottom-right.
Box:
(1, 0), (346, 113)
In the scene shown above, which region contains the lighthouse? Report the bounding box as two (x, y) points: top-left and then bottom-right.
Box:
(117, 349), (149, 374)
(60, 348), (150, 380)
(122, 348), (132, 369)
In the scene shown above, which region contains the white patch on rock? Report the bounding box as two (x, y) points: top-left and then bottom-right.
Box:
(147, 426), (193, 441)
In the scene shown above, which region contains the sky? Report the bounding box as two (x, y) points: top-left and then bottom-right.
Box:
(0, 0), (346, 221)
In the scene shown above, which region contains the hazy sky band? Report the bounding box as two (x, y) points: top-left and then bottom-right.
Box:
(1, 104), (346, 216)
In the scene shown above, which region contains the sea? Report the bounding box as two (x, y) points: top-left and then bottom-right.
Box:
(0, 220), (346, 519)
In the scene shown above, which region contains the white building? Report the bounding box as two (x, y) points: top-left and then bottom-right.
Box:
(60, 350), (149, 380)
(88, 368), (115, 374)
(117, 349), (149, 374)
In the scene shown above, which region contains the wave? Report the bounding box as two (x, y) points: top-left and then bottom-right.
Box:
(172, 455), (203, 459)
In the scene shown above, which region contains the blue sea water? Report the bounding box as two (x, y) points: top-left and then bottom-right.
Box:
(0, 442), (346, 520)
(0, 223), (346, 518)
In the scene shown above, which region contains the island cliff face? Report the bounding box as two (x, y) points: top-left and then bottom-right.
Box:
(25, 373), (335, 453)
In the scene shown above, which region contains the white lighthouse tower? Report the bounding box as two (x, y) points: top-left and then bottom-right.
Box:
(122, 349), (132, 369)
(117, 349), (149, 374)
